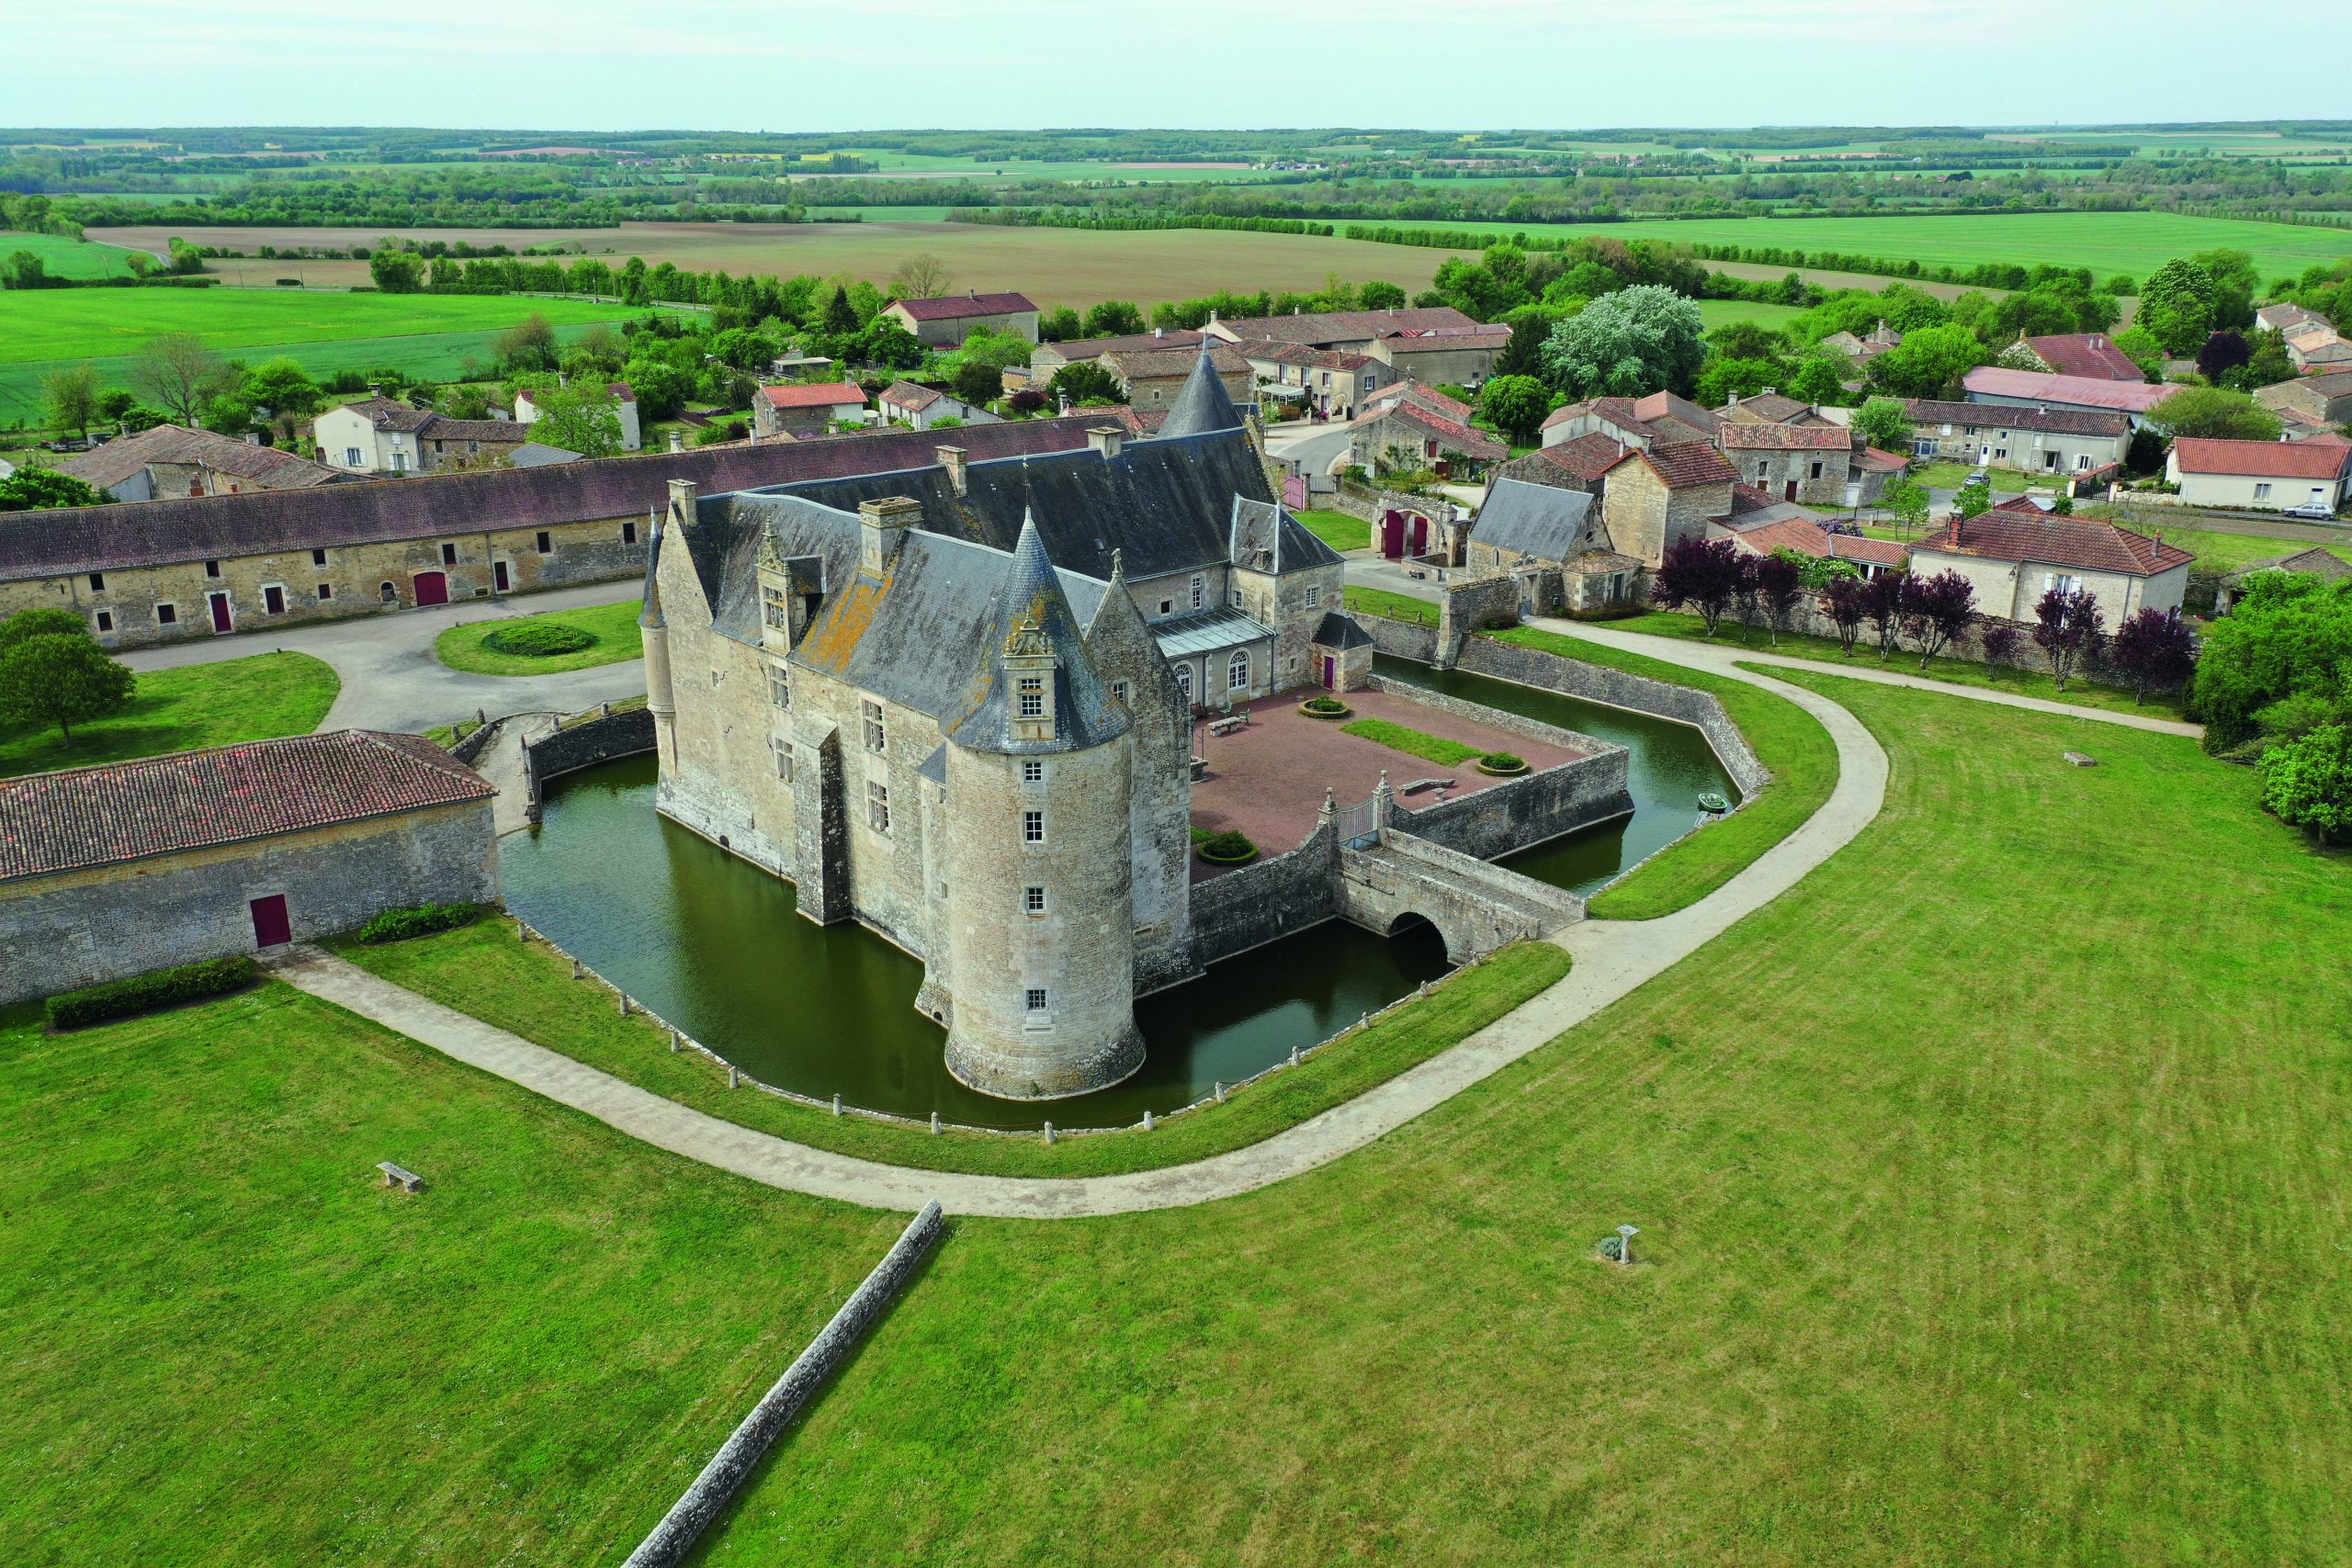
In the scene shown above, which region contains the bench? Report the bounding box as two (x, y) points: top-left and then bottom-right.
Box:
(1208, 716), (1249, 737)
(1401, 777), (1455, 796)
(378, 1161), (424, 1193)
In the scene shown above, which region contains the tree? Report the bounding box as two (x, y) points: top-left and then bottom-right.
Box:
(1755, 552), (1804, 646)
(96, 389), (137, 426)
(243, 356), (323, 423)
(2197, 331), (2252, 386)
(525, 381), (626, 458)
(2111, 326), (2166, 378)
(1705, 321), (1788, 364)
(888, 253), (953, 299)
(2138, 259), (2217, 355)
(1694, 356), (1782, 409)
(820, 284), (859, 335)
(2108, 605), (2197, 702)
(1784, 355), (1849, 407)
(1956, 477), (1994, 521)
(1865, 323), (1987, 399)
(2259, 722), (2352, 843)
(200, 394), (254, 437)
(1038, 306), (1082, 342)
(0, 468), (112, 511)
(1540, 285), (1707, 400)
(1900, 570), (1977, 668)
(1360, 280), (1408, 310)
(951, 360), (1001, 408)
(42, 363), (102, 441)
(1979, 620), (2021, 671)
(622, 358), (692, 422)
(4, 250), (49, 289)
(851, 316), (924, 370)
(0, 625), (136, 746)
(2032, 586), (2105, 692)
(1476, 375), (1550, 445)
(1649, 536), (1744, 637)
(2192, 571), (2352, 752)
(1820, 574), (1870, 655)
(1082, 300), (1147, 338)
(1862, 570), (1907, 660)
(1882, 473), (1930, 536)
(368, 248), (425, 293)
(2188, 248), (2259, 333)
(127, 333), (232, 426)
(1046, 361), (1123, 407)
(1849, 396), (1911, 453)
(2234, 332), (2296, 391)
(2150, 386), (2281, 443)
(492, 312), (559, 375)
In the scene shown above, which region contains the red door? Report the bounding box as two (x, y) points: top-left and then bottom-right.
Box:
(208, 592), (232, 633)
(249, 894), (291, 947)
(413, 570), (448, 607)
(1784, 479), (1799, 502)
(1380, 510), (1403, 558)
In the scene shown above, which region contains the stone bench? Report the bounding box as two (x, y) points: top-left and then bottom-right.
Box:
(1208, 716), (1249, 737)
(1401, 777), (1455, 795)
(378, 1161), (424, 1193)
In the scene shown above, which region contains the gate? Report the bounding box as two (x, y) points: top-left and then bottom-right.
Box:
(1334, 796), (1381, 849)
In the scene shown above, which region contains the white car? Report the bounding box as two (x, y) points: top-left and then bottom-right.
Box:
(2281, 502), (2340, 522)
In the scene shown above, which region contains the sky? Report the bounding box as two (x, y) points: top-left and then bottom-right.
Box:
(6, 0), (2348, 131)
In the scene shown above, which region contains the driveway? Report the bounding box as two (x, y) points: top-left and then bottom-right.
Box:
(119, 581), (649, 734)
(1267, 422), (1352, 482)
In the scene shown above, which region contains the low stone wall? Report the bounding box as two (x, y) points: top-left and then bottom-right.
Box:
(1339, 831), (1582, 962)
(1189, 814), (1340, 965)
(526, 704), (657, 783)
(448, 717), (503, 767)
(1362, 612), (1438, 663)
(1363, 671), (1597, 758)
(1397, 747), (1634, 864)
(622, 1201), (945, 1568)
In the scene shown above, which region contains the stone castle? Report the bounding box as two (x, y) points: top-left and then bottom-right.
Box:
(641, 353), (1363, 1099)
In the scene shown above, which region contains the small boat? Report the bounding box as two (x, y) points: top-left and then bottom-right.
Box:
(1697, 792), (1731, 815)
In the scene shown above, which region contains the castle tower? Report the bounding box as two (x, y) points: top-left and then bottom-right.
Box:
(1158, 344), (1244, 438)
(641, 483), (684, 772)
(939, 513), (1144, 1100)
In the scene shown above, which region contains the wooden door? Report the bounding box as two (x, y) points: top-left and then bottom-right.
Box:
(249, 894), (291, 947)
(1321, 655), (1336, 689)
(208, 592), (232, 633)
(492, 559), (511, 592)
(263, 584), (286, 615)
(413, 571), (448, 607)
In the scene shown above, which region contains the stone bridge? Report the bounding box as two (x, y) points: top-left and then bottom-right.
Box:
(1339, 830), (1583, 963)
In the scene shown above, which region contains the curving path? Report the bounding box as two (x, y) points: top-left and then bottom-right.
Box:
(271, 632), (1894, 1219)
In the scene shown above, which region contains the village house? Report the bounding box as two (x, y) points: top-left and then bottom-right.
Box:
(1715, 389), (1837, 427)
(1715, 422), (1853, 505)
(57, 423), (343, 502)
(1452, 438), (1738, 611)
(1710, 502), (1908, 579)
(2215, 545), (2352, 614)
(881, 290), (1040, 347)
(0, 730), (498, 1007)
(1903, 397), (2132, 479)
(1349, 383), (1508, 479)
(1961, 367), (2172, 427)
(1540, 389), (1720, 451)
(1906, 495), (2192, 619)
(2005, 333), (2147, 381)
(514, 382), (642, 451)
(1026, 328), (1204, 389)
(1097, 342), (1254, 415)
(314, 395), (533, 476)
(0, 415), (1132, 649)
(2256, 302), (2331, 336)
(1819, 320), (1902, 371)
(1364, 324), (1512, 389)
(1203, 305), (1483, 355)
(2165, 436), (2351, 513)
(752, 382), (870, 439)
(2255, 370), (2352, 433)
(2286, 322), (2352, 372)
(877, 380), (1001, 431)
(1493, 431), (1628, 497)
(1228, 337), (1395, 420)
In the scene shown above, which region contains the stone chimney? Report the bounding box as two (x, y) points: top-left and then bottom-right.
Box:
(1727, 390), (1741, 407)
(936, 443), (968, 495)
(668, 429), (684, 454)
(667, 478), (696, 529)
(1762, 387), (1778, 399)
(1086, 425), (1124, 461)
(858, 495), (923, 578)
(1153, 326), (1164, 339)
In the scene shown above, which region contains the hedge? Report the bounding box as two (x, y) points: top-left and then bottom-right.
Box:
(356, 902), (481, 944)
(482, 623), (596, 658)
(45, 956), (257, 1031)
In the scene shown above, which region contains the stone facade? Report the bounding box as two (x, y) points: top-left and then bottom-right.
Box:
(1599, 455), (1730, 569)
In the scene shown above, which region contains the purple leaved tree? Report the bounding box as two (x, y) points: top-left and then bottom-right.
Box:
(2032, 587), (2106, 692)
(1755, 553), (1805, 647)
(1820, 575), (1869, 656)
(2108, 605), (2197, 702)
(1862, 570), (1908, 662)
(1978, 620), (2021, 674)
(1899, 569), (1978, 669)
(1652, 536), (1746, 637)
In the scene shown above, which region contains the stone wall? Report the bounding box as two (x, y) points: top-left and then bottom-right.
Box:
(0, 801), (499, 1005)
(1434, 573), (1523, 669)
(1362, 671), (1599, 756)
(1339, 832), (1581, 962)
(1395, 747), (1634, 864)
(1362, 611), (1438, 663)
(1188, 813), (1340, 967)
(526, 705), (656, 783)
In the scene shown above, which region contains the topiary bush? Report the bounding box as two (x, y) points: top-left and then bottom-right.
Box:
(1196, 829), (1260, 864)
(46, 956), (257, 1031)
(482, 622), (596, 658)
(356, 902), (481, 944)
(1301, 695), (1351, 718)
(1476, 751), (1528, 776)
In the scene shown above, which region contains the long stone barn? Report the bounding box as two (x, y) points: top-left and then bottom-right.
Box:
(0, 730), (498, 1005)
(0, 416), (1134, 649)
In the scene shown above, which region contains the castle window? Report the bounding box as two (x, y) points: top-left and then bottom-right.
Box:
(1229, 587), (1243, 608)
(155, 603), (177, 626)
(1024, 987), (1048, 1013)
(1306, 586), (1321, 608)
(1016, 676), (1044, 718)
(1023, 886), (1046, 915)
(863, 700), (886, 753)
(775, 740), (793, 781)
(1023, 809), (1044, 844)
(866, 781), (891, 834)
(1174, 663), (1193, 705)
(1022, 760), (1044, 784)
(770, 671), (791, 710)
(1190, 574), (1204, 610)
(1111, 679), (1129, 707)
(1227, 650), (1250, 692)
(1158, 599), (1172, 615)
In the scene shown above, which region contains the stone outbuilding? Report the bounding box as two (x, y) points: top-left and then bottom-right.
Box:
(0, 730), (498, 1005)
(56, 423), (344, 502)
(2214, 545), (2352, 614)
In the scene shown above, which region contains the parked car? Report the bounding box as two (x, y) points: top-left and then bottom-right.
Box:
(2282, 502), (2341, 522)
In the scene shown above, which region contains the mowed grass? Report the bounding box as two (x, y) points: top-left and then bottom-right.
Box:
(332, 919), (1571, 1179)
(0, 230), (141, 279)
(0, 650), (337, 777)
(1910, 459), (2031, 493)
(2092, 516), (2352, 575)
(1294, 506), (1369, 552)
(434, 599), (645, 676)
(1693, 298), (1806, 330)
(695, 677), (2352, 1566)
(0, 982), (902, 1564)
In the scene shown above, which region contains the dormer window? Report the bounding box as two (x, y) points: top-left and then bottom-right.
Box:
(1017, 677), (1044, 718)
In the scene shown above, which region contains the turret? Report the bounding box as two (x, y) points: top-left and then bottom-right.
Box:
(1157, 344), (1243, 439)
(642, 488), (681, 770)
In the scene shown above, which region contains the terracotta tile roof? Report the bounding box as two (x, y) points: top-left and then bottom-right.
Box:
(1041, 329), (1204, 362)
(879, 379), (944, 412)
(1906, 398), (2129, 438)
(1830, 532), (1910, 567)
(2220, 546), (2352, 585)
(1377, 326), (1512, 352)
(888, 291), (1036, 321)
(0, 730), (493, 883)
(1630, 389), (1723, 434)
(1921, 509), (2193, 578)
(1214, 306), (1479, 345)
(1613, 441), (1737, 491)
(1723, 391), (1809, 422)
(758, 381), (868, 410)
(2257, 303), (2330, 333)
(58, 424), (344, 491)
(1234, 336), (1373, 370)
(1353, 399), (1509, 459)
(1365, 380), (1477, 423)
(2021, 333), (2144, 380)
(1100, 343), (1250, 381)
(419, 417), (528, 444)
(1725, 517), (1836, 558)
(1728, 480), (1776, 514)
(1854, 446), (1909, 473)
(2172, 436), (2352, 480)
(339, 394), (434, 433)
(1718, 423), (1851, 451)
(1530, 432), (1628, 482)
(1960, 368), (2172, 415)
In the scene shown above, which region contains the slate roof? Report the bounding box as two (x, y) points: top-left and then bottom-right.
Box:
(59, 424), (343, 491)
(943, 514), (1128, 756)
(0, 416), (1118, 583)
(1906, 398), (2129, 438)
(1468, 477), (1596, 559)
(1919, 509), (2193, 577)
(1717, 423), (1852, 451)
(1961, 368), (2172, 415)
(2172, 436), (2352, 479)
(2021, 333), (2144, 380)
(759, 381), (868, 409)
(1156, 347), (1249, 439)
(889, 291), (1037, 321)
(1212, 306), (1479, 345)
(0, 730), (493, 884)
(1228, 496), (1343, 575)
(1310, 611), (1374, 650)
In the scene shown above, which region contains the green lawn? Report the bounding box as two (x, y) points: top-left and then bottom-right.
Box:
(1592, 609), (2188, 720)
(1490, 627), (1842, 920)
(332, 919), (1571, 1179)
(1340, 716), (1484, 767)
(0, 649), (337, 777)
(0, 982), (900, 1564)
(433, 599), (645, 676)
(1909, 460), (2030, 493)
(1694, 299), (1807, 330)
(697, 676), (2352, 1565)
(0, 230), (142, 280)
(1295, 507), (1370, 552)
(1342, 583), (1439, 626)
(2092, 518), (2352, 576)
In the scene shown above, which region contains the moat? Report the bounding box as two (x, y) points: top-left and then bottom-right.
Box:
(501, 658), (1736, 1130)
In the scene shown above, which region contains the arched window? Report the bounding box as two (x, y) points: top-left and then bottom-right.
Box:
(379, 581), (397, 604)
(1173, 662), (1193, 706)
(1227, 649), (1250, 694)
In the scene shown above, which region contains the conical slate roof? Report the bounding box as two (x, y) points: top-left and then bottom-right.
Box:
(1157, 345), (1244, 438)
(944, 512), (1129, 755)
(636, 507), (665, 629)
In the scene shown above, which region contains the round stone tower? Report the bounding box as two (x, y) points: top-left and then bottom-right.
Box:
(939, 513), (1144, 1100)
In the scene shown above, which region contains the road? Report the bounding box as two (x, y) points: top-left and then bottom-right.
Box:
(119, 580), (649, 734)
(1265, 419), (1352, 482)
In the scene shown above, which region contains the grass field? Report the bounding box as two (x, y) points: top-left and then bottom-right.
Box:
(0, 288), (662, 421)
(691, 675), (2352, 1565)
(1341, 716), (1485, 767)
(433, 600), (645, 676)
(1294, 507), (1370, 552)
(0, 650), (336, 777)
(0, 981), (900, 1564)
(0, 230), (141, 280)
(1694, 298), (1807, 330)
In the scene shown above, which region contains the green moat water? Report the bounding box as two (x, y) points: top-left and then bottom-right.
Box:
(501, 663), (1734, 1127)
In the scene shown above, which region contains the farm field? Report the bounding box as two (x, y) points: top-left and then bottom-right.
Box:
(1693, 298), (1805, 330)
(0, 288), (662, 422)
(0, 230), (142, 280)
(87, 219), (1452, 311)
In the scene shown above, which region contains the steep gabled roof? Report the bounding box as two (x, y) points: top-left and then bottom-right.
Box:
(943, 513), (1127, 756)
(1468, 477), (1597, 559)
(1527, 432), (1629, 483)
(1354, 399), (1508, 460)
(1611, 441), (1737, 490)
(1229, 496), (1342, 575)
(59, 424), (343, 491)
(1156, 346), (1248, 438)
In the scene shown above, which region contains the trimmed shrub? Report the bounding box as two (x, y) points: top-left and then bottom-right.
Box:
(1196, 829), (1260, 864)
(482, 622), (596, 658)
(46, 956), (257, 1031)
(1301, 696), (1351, 718)
(356, 902), (481, 944)
(1476, 751), (1528, 776)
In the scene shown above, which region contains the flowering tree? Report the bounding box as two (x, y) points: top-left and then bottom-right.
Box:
(1650, 536), (1746, 637)
(1899, 570), (1978, 669)
(2032, 587), (2106, 692)
(2108, 605), (2198, 702)
(1820, 575), (1869, 656)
